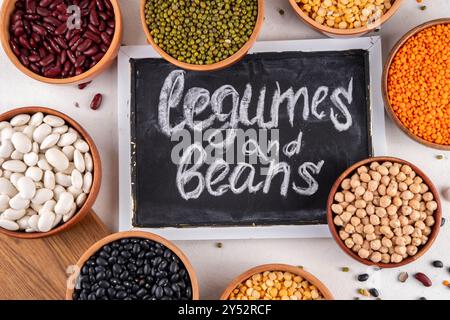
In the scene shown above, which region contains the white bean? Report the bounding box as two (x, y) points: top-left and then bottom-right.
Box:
(37, 158), (52, 171)
(33, 124), (52, 143)
(25, 166), (43, 182)
(9, 194), (30, 210)
(38, 211), (56, 232)
(0, 121), (12, 130)
(17, 215), (30, 230)
(52, 125), (68, 135)
(73, 150), (85, 172)
(31, 188), (54, 205)
(0, 140), (14, 158)
(84, 152), (93, 172)
(3, 208), (26, 220)
(17, 176), (36, 200)
(43, 115), (65, 127)
(52, 213), (63, 228)
(22, 125), (35, 139)
(10, 173), (24, 188)
(62, 146), (75, 161)
(0, 177), (17, 197)
(2, 160), (27, 173)
(71, 169), (83, 190)
(10, 114), (30, 127)
(83, 172), (92, 193)
(0, 219), (20, 231)
(53, 185), (65, 201)
(44, 170), (55, 190)
(57, 132), (77, 147)
(67, 186), (82, 198)
(63, 163), (75, 175)
(40, 200), (56, 213)
(55, 192), (74, 215)
(1, 127), (14, 142)
(40, 133), (60, 149)
(0, 194), (10, 210)
(45, 148), (69, 172)
(32, 142), (39, 154)
(10, 150), (23, 160)
(29, 112), (44, 126)
(55, 172), (72, 187)
(11, 132), (32, 153)
(28, 214), (39, 231)
(76, 193), (87, 207)
(74, 139), (89, 153)
(63, 203), (77, 222)
(23, 152), (39, 167)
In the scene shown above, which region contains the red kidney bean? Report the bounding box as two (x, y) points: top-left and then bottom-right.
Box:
(90, 93), (103, 110)
(85, 30), (101, 43)
(77, 39), (93, 52)
(78, 81), (92, 90)
(44, 66), (62, 78)
(23, 20), (31, 34)
(19, 55), (30, 67)
(107, 19), (114, 29)
(48, 38), (61, 53)
(99, 43), (108, 53)
(38, 46), (46, 57)
(15, 1), (25, 9)
(31, 32), (41, 42)
(18, 36), (31, 49)
(103, 0), (112, 11)
(84, 45), (99, 56)
(29, 36), (37, 48)
(68, 34), (81, 47)
(29, 53), (40, 63)
(74, 55), (86, 68)
(31, 23), (46, 35)
(55, 3), (67, 13)
(92, 52), (103, 63)
(12, 11), (24, 23)
(96, 0), (104, 11)
(100, 33), (111, 46)
(49, 0), (63, 10)
(90, 9), (99, 26)
(42, 22), (55, 32)
(67, 50), (77, 64)
(98, 20), (106, 32)
(54, 36), (68, 49)
(414, 273), (432, 287)
(63, 60), (71, 72)
(70, 37), (84, 51)
(98, 11), (109, 21)
(39, 0), (53, 8)
(43, 40), (54, 53)
(36, 6), (50, 17)
(60, 50), (67, 64)
(53, 23), (66, 37)
(80, 0), (90, 9)
(105, 27), (114, 36)
(24, 14), (41, 20)
(25, 0), (37, 13)
(75, 67), (83, 76)
(29, 63), (40, 73)
(43, 16), (60, 27)
(57, 14), (69, 22)
(39, 54), (54, 66)
(13, 27), (25, 37)
(9, 40), (21, 56)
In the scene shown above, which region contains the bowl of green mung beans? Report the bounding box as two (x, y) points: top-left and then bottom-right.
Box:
(141, 0), (264, 71)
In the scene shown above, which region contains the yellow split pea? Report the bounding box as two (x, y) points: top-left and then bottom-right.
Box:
(228, 271), (324, 300)
(296, 0), (393, 29)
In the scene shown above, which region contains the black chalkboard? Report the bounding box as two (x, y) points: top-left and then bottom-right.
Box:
(130, 50), (372, 228)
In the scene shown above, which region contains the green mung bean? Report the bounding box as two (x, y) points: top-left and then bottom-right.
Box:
(144, 0), (258, 65)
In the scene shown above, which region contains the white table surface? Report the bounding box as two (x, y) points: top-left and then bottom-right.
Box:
(1, 0), (449, 300)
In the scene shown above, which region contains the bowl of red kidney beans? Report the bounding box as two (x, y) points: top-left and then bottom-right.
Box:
(0, 0), (122, 84)
(66, 231), (200, 300)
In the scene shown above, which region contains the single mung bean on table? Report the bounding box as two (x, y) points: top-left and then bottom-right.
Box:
(144, 0), (258, 65)
(73, 238), (193, 300)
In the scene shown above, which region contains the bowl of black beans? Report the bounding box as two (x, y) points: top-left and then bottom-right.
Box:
(67, 231), (199, 300)
(0, 0), (122, 84)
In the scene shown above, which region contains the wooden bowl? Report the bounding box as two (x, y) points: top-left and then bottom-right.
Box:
(66, 231), (200, 300)
(327, 156), (442, 268)
(140, 0), (265, 71)
(0, 0), (123, 85)
(289, 0), (403, 37)
(382, 18), (450, 150)
(0, 107), (102, 239)
(220, 264), (334, 300)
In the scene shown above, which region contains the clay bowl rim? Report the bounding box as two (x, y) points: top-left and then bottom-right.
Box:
(0, 106), (102, 239)
(220, 263), (334, 300)
(139, 0), (265, 72)
(65, 231), (200, 300)
(382, 18), (450, 150)
(0, 0), (123, 85)
(327, 156), (442, 269)
(288, 0), (404, 37)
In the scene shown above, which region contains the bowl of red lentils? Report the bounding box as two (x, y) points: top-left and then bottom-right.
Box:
(327, 157), (442, 268)
(383, 19), (450, 149)
(289, 0), (403, 37)
(220, 264), (334, 300)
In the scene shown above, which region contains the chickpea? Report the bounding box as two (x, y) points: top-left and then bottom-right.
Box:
(379, 246), (389, 254)
(423, 226), (431, 236)
(408, 199), (420, 210)
(358, 248), (370, 259)
(352, 244), (361, 253)
(394, 236), (406, 246)
(404, 235), (412, 245)
(361, 217), (370, 225)
(411, 228), (422, 238)
(425, 216), (435, 227)
(360, 172), (371, 183)
(422, 192), (433, 202)
(391, 254), (403, 263)
(379, 196), (391, 208)
(355, 209), (367, 218)
(421, 235), (428, 245)
(355, 224), (364, 234)
(394, 245), (406, 255)
(400, 190), (414, 200)
(350, 178), (361, 189)
(377, 165), (389, 176)
(406, 245), (418, 256)
(389, 218), (401, 229)
(392, 196), (402, 207)
(344, 223), (355, 234)
(334, 192), (345, 202)
(381, 217), (390, 226)
(369, 215), (380, 225)
(402, 225), (414, 235)
(340, 211), (352, 223)
(334, 216), (344, 226)
(370, 252), (382, 263)
(366, 204), (375, 215)
(368, 180), (379, 192)
(366, 233), (377, 241)
(352, 233), (364, 245)
(426, 201), (437, 211)
(386, 205), (398, 216)
(410, 210), (421, 221)
(362, 240), (370, 250)
(381, 253), (390, 263)
(409, 183), (421, 194)
(370, 239), (382, 250)
(363, 191), (374, 202)
(370, 171), (382, 182)
(404, 177), (414, 186)
(341, 178), (351, 190)
(378, 184), (387, 196)
(389, 165), (400, 176)
(344, 192), (356, 203)
(357, 166), (369, 174)
(373, 196), (380, 207)
(411, 237), (421, 246)
(420, 183), (429, 194)
(401, 165), (412, 175)
(350, 216), (361, 227)
(380, 225), (392, 236)
(354, 199), (366, 209)
(396, 172), (407, 182)
(346, 205), (356, 213)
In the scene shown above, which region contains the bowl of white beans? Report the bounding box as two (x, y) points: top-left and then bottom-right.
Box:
(0, 107), (101, 239)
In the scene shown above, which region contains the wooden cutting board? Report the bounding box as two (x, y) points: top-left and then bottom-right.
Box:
(0, 211), (110, 300)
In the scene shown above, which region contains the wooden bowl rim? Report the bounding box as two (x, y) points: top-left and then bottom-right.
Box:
(220, 263), (334, 300)
(65, 231), (200, 300)
(0, 0), (123, 84)
(288, 0), (403, 36)
(139, 0), (265, 71)
(0, 107), (102, 239)
(382, 18), (450, 150)
(327, 156), (442, 269)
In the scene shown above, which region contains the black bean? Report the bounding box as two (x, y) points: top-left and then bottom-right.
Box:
(432, 260), (444, 268)
(112, 264), (122, 275)
(163, 287), (173, 297)
(120, 250), (131, 258)
(99, 280), (110, 289)
(158, 278), (169, 287)
(95, 271), (106, 281)
(169, 261), (179, 273)
(155, 286), (164, 299)
(95, 288), (106, 297)
(368, 288), (379, 298)
(116, 291), (127, 299)
(96, 257), (108, 267)
(357, 274), (369, 282)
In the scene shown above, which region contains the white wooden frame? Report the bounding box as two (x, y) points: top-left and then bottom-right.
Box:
(118, 37), (386, 240)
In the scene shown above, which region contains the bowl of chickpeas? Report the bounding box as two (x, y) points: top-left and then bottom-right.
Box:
(327, 157), (442, 268)
(220, 264), (334, 300)
(289, 0), (404, 37)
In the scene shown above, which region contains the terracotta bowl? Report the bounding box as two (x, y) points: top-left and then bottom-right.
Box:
(382, 18), (450, 150)
(289, 0), (403, 37)
(0, 0), (123, 85)
(140, 0), (265, 71)
(66, 231), (200, 300)
(220, 264), (334, 300)
(0, 107), (102, 239)
(327, 156), (442, 268)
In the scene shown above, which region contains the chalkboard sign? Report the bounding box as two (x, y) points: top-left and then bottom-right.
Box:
(130, 50), (372, 228)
